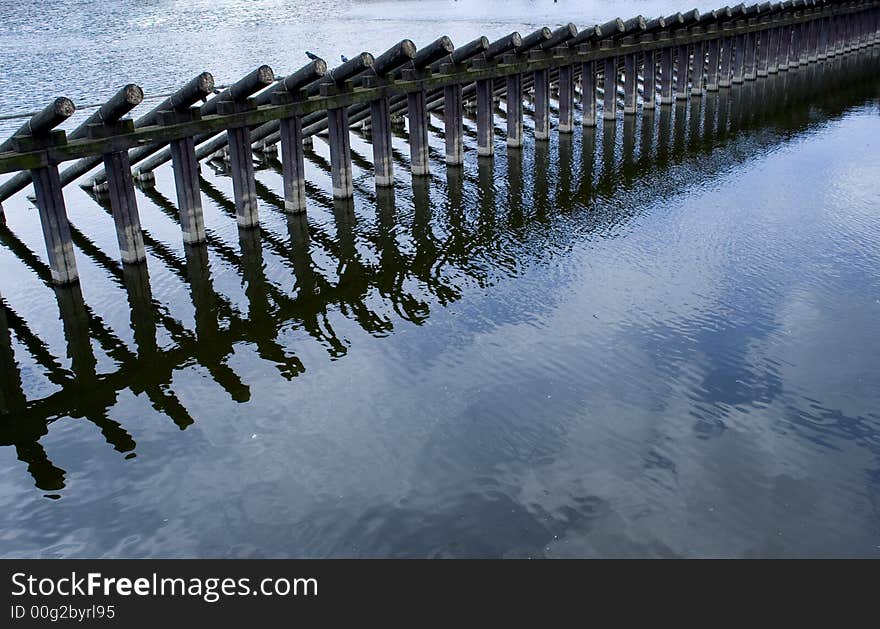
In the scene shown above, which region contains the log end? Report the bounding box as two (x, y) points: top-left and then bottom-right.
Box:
(53, 97), (76, 118)
(401, 39), (418, 59)
(438, 35), (454, 53)
(540, 26), (552, 39)
(510, 32), (523, 48)
(565, 22), (578, 38)
(312, 58), (328, 77)
(121, 84), (145, 106)
(196, 72), (216, 97)
(256, 65), (275, 86)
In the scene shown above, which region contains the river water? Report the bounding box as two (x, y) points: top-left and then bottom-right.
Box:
(1, 1), (879, 557)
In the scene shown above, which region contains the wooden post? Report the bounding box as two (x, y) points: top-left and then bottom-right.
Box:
(643, 50), (656, 109)
(7, 99), (79, 284)
(371, 97), (395, 184)
(581, 61), (597, 126)
(279, 115), (308, 211)
(367, 39), (416, 188)
(790, 22), (801, 68)
(507, 73), (524, 145)
(102, 144), (146, 264)
(534, 68), (550, 139)
(767, 27), (781, 73)
(217, 66), (274, 227)
(167, 135), (206, 239)
(623, 53), (638, 114)
(226, 124), (258, 227)
(757, 29), (770, 77)
(327, 106), (354, 198)
(732, 34), (746, 83)
(779, 24), (792, 70)
(31, 165), (78, 284)
(558, 65), (574, 133)
(719, 36), (733, 87)
(675, 45), (689, 99)
(273, 59), (329, 210)
(476, 78), (494, 156)
(706, 38), (721, 91)
(690, 41), (705, 96)
(444, 84), (464, 165)
(407, 90), (430, 174)
(744, 31), (758, 80)
(602, 56), (618, 120)
(660, 47), (675, 104)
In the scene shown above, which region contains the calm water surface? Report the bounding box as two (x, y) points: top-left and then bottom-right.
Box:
(1, 1), (879, 557)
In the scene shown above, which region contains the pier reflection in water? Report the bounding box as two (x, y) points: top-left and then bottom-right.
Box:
(1, 53), (879, 556)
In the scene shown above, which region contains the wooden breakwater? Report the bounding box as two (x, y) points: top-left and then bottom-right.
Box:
(1, 48), (878, 484)
(0, 0), (877, 286)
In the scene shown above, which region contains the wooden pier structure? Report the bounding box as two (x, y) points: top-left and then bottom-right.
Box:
(0, 0), (878, 288)
(1, 34), (878, 488)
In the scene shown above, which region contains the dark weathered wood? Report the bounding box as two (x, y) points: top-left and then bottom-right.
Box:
(534, 68), (550, 139)
(506, 73), (524, 145)
(255, 59), (328, 105)
(312, 53), (375, 95)
(660, 47), (675, 104)
(706, 38), (721, 90)
(220, 66), (274, 228)
(603, 56), (618, 120)
(485, 32), (522, 60)
(558, 65), (574, 133)
(207, 66), (275, 116)
(411, 36), (455, 70)
(0, 98), (75, 154)
(644, 16), (668, 34)
(597, 18), (626, 39)
(0, 0), (876, 188)
(102, 149), (146, 264)
(517, 27), (553, 53)
(31, 165), (78, 284)
(582, 60), (598, 126)
(540, 23), (578, 50)
(443, 84), (464, 164)
(643, 50), (657, 108)
(691, 41), (705, 95)
(227, 125), (259, 227)
(476, 79), (494, 156)
(373, 40), (418, 76)
(407, 90), (430, 175)
(63, 72), (214, 188)
(732, 33), (747, 82)
(447, 36), (490, 66)
(169, 135), (206, 241)
(663, 12), (687, 30)
(744, 31), (759, 80)
(568, 23), (604, 46)
(623, 53), (638, 114)
(719, 37), (734, 86)
(279, 115), (308, 211)
(675, 45), (690, 99)
(0, 85), (142, 201)
(371, 97), (395, 183)
(620, 15), (648, 37)
(327, 107), (353, 198)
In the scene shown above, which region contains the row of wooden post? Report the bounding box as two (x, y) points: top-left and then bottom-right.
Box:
(0, 1), (878, 286)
